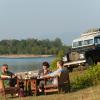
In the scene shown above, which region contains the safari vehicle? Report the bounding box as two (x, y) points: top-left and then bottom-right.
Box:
(63, 28), (100, 70)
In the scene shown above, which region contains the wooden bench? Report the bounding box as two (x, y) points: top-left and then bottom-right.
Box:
(0, 79), (19, 100)
(44, 68), (70, 95)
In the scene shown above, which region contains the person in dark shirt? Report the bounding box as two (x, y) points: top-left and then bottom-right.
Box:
(38, 61), (51, 77)
(38, 61), (51, 92)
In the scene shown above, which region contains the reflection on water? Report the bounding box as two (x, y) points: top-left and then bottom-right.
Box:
(0, 56), (55, 73)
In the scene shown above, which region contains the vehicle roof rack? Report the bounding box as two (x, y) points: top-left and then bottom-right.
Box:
(81, 28), (100, 37)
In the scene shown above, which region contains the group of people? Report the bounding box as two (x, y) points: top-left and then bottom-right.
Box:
(38, 60), (68, 92)
(0, 60), (69, 95)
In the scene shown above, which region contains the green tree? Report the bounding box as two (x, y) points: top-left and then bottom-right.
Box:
(57, 50), (64, 59)
(0, 38), (70, 55)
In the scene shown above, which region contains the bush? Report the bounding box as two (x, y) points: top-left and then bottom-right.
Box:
(51, 50), (65, 70)
(72, 65), (100, 90)
(50, 58), (60, 70)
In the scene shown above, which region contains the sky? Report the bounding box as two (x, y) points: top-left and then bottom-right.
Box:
(0, 0), (100, 45)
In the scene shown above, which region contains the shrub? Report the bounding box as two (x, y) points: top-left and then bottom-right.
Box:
(50, 58), (60, 70)
(51, 50), (64, 70)
(72, 65), (100, 90)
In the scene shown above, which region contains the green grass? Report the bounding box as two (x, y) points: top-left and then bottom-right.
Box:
(7, 84), (99, 100)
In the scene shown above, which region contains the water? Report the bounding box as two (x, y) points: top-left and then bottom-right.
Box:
(0, 56), (55, 73)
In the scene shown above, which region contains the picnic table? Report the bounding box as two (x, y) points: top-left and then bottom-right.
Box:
(17, 76), (44, 96)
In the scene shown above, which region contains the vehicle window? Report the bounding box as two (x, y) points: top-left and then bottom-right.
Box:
(73, 41), (83, 48)
(94, 37), (100, 44)
(73, 42), (78, 48)
(84, 39), (93, 45)
(78, 41), (83, 46)
(89, 39), (93, 44)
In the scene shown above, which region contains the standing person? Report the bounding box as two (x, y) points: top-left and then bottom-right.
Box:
(38, 61), (52, 92)
(0, 64), (16, 87)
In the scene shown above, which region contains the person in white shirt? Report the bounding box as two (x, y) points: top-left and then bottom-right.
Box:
(43, 60), (65, 85)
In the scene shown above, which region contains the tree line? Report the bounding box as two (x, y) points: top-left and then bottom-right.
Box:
(0, 38), (70, 55)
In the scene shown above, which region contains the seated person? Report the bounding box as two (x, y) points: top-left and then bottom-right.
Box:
(0, 64), (17, 87)
(38, 61), (51, 77)
(43, 60), (67, 85)
(38, 61), (51, 92)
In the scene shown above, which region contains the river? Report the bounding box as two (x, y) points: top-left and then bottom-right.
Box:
(0, 56), (55, 73)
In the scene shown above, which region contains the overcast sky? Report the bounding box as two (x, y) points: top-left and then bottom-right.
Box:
(0, 0), (100, 45)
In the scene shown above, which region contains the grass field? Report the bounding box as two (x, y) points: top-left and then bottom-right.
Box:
(10, 84), (100, 100)
(1, 69), (100, 100)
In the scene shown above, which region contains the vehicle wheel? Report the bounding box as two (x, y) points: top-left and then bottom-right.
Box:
(86, 57), (94, 66)
(94, 61), (97, 65)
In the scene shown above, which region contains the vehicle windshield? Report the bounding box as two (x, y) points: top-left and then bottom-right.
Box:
(94, 37), (100, 44)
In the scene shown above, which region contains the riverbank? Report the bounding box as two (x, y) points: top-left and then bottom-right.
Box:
(0, 54), (53, 58)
